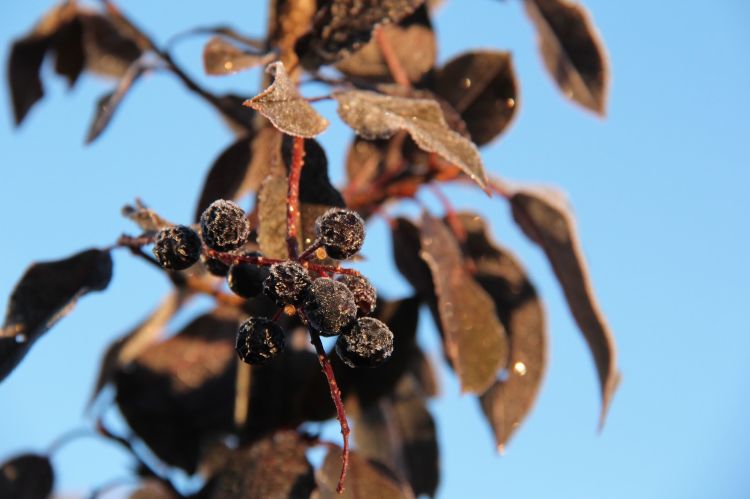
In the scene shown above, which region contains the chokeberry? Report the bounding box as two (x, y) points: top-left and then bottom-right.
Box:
(228, 252), (268, 298)
(303, 278), (357, 336)
(236, 317), (285, 364)
(201, 254), (230, 277)
(200, 199), (250, 252)
(335, 317), (394, 368)
(315, 208), (365, 260)
(152, 225), (202, 271)
(336, 274), (377, 315)
(262, 261), (312, 307)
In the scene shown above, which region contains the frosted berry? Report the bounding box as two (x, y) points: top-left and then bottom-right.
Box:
(201, 254), (230, 277)
(335, 317), (394, 368)
(337, 274), (377, 315)
(303, 278), (357, 337)
(315, 208), (365, 259)
(236, 317), (285, 364)
(200, 199), (250, 251)
(263, 261), (312, 307)
(228, 252), (268, 298)
(152, 225), (201, 271)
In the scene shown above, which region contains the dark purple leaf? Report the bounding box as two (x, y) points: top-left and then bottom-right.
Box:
(1, 249), (113, 382)
(524, 0), (609, 115)
(508, 184), (619, 426)
(391, 218), (433, 298)
(317, 447), (414, 498)
(7, 35), (51, 125)
(86, 60), (145, 144)
(51, 17), (85, 87)
(0, 453), (54, 499)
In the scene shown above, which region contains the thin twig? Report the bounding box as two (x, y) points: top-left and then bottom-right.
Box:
(287, 136), (306, 258)
(429, 183), (467, 242)
(374, 26), (411, 87)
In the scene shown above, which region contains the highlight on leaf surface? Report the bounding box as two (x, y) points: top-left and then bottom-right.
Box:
(334, 89), (488, 189)
(507, 183), (619, 426)
(243, 61), (329, 138)
(524, 0), (609, 115)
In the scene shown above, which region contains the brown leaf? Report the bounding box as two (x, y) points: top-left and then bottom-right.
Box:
(334, 90), (487, 190)
(456, 213), (547, 450)
(79, 12), (143, 78)
(433, 51), (518, 146)
(85, 59), (145, 144)
(199, 432), (315, 499)
(419, 213), (508, 394)
(336, 5), (435, 84)
(296, 0), (425, 69)
(257, 174), (291, 259)
(8, 35), (52, 125)
(244, 61), (328, 138)
(0, 249), (113, 382)
(317, 447), (414, 499)
(0, 454), (54, 499)
(508, 184), (619, 426)
(122, 199), (172, 232)
(203, 36), (274, 76)
(391, 218), (434, 298)
(51, 16), (85, 87)
(524, 0), (609, 115)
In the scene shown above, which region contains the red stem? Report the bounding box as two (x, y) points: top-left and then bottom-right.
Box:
(429, 183), (467, 242)
(374, 26), (411, 87)
(287, 136), (306, 258)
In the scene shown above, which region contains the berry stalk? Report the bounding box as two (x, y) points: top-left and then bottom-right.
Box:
(287, 136), (306, 259)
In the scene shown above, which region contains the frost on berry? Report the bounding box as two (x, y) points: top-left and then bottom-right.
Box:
(335, 317), (394, 368)
(337, 274), (377, 315)
(262, 261), (312, 307)
(236, 317), (285, 365)
(153, 225), (202, 271)
(303, 278), (357, 337)
(315, 208), (365, 260)
(199, 199), (250, 251)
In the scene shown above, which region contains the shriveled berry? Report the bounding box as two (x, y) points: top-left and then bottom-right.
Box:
(201, 254), (230, 277)
(303, 278), (357, 336)
(152, 225), (201, 270)
(315, 208), (365, 259)
(228, 252), (268, 298)
(335, 317), (394, 368)
(263, 261), (312, 306)
(200, 199), (250, 251)
(236, 317), (285, 364)
(337, 274), (377, 315)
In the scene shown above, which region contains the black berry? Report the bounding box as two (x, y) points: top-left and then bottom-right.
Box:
(200, 199), (250, 251)
(335, 317), (394, 368)
(336, 274), (377, 315)
(236, 317), (285, 364)
(303, 278), (357, 336)
(152, 225), (202, 271)
(315, 208), (365, 260)
(228, 252), (268, 298)
(263, 261), (312, 307)
(201, 254), (230, 277)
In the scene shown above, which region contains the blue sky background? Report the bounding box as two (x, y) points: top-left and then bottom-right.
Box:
(1, 1), (749, 497)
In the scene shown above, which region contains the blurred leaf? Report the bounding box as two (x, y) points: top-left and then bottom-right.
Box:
(524, 0), (609, 115)
(203, 36), (274, 76)
(257, 174), (291, 259)
(0, 453), (54, 499)
(8, 36), (52, 125)
(433, 51), (518, 146)
(334, 90), (487, 189)
(282, 137), (345, 208)
(317, 447), (414, 499)
(456, 213), (547, 450)
(296, 0), (424, 69)
(129, 480), (176, 499)
(419, 213), (507, 394)
(122, 199), (172, 233)
(86, 59), (146, 144)
(198, 432), (314, 499)
(508, 184), (619, 426)
(391, 218), (433, 298)
(0, 249), (113, 383)
(337, 5), (435, 84)
(79, 12), (143, 78)
(244, 62), (328, 138)
(51, 16), (85, 87)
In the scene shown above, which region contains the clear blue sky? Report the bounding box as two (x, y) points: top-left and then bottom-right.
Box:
(1, 1), (749, 498)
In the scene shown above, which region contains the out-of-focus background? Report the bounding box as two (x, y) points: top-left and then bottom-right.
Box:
(1, 1), (749, 497)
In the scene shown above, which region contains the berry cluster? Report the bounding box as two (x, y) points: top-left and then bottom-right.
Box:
(150, 201), (393, 369)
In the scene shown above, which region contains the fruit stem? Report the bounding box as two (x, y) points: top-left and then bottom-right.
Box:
(304, 317), (350, 494)
(287, 136), (306, 259)
(298, 239), (323, 261)
(374, 26), (411, 87)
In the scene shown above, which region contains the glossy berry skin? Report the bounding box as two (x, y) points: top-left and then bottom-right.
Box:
(228, 253), (268, 298)
(152, 225), (202, 271)
(236, 317), (285, 364)
(263, 261), (312, 307)
(336, 274), (377, 315)
(201, 254), (230, 277)
(200, 199), (250, 252)
(315, 208), (365, 260)
(335, 317), (394, 368)
(303, 278), (357, 337)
